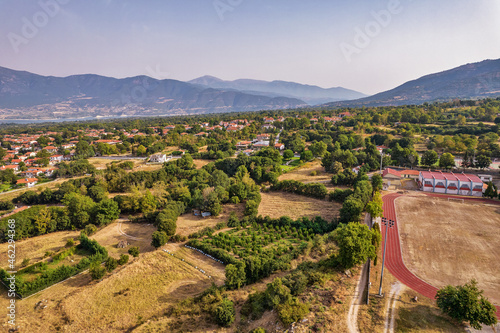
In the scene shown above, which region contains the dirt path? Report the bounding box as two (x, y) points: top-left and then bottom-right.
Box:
(347, 213), (372, 333)
(347, 261), (369, 333)
(117, 219), (142, 240)
(384, 281), (404, 333)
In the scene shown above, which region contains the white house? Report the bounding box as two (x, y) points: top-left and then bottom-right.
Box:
(17, 178), (38, 188)
(149, 153), (168, 163)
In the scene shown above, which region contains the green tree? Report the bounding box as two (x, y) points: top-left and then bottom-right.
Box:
(422, 150), (439, 167)
(140, 190), (157, 214)
(334, 222), (376, 269)
(484, 182), (498, 199)
(156, 212), (177, 236)
(436, 280), (497, 330)
(439, 153), (456, 169)
(214, 298), (236, 327)
(89, 263), (106, 280)
(475, 155), (491, 169)
(283, 149), (294, 160)
(128, 246), (140, 257)
(151, 231), (169, 249)
(84, 224), (97, 236)
(339, 196), (364, 223)
(365, 191), (384, 220)
(92, 199), (120, 226)
(104, 257), (118, 272)
(136, 145), (147, 156)
(34, 207), (52, 235)
(309, 141), (327, 157)
(62, 192), (96, 228)
(300, 150), (313, 162)
(371, 173), (383, 192)
(225, 263), (246, 289)
(118, 254), (129, 265)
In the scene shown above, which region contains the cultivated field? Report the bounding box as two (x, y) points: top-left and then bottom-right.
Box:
(259, 191), (341, 220)
(395, 196), (500, 304)
(279, 160), (331, 183)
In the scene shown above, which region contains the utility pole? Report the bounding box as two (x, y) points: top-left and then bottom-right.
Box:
(380, 151), (384, 174)
(377, 217), (394, 297)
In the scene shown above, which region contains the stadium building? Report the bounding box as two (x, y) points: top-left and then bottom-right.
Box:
(418, 171), (484, 196)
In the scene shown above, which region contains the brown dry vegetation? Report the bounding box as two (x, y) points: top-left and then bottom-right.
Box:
(0, 250), (212, 333)
(259, 191), (341, 221)
(396, 195), (500, 304)
(279, 160), (331, 183)
(175, 203), (245, 237)
(0, 230), (80, 270)
(193, 159), (212, 169)
(91, 220), (157, 257)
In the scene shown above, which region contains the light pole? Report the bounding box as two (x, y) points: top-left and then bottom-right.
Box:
(377, 217), (394, 297)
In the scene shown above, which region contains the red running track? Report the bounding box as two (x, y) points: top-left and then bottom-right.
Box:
(381, 192), (500, 319)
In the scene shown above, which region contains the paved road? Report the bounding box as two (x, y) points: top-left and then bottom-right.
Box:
(382, 192), (500, 319)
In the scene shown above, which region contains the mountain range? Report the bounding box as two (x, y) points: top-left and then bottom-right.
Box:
(327, 58), (500, 107)
(0, 58), (499, 120)
(188, 76), (366, 105)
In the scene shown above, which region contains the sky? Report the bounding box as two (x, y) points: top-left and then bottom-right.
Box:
(0, 0), (499, 95)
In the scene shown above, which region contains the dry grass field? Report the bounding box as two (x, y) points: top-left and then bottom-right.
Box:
(175, 203), (245, 237)
(0, 250), (212, 333)
(0, 230), (80, 270)
(192, 159), (212, 169)
(92, 220), (157, 257)
(259, 191), (341, 220)
(0, 221), (156, 270)
(395, 196), (500, 304)
(279, 160), (331, 183)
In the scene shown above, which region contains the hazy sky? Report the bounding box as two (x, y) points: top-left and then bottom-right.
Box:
(1, 0), (499, 95)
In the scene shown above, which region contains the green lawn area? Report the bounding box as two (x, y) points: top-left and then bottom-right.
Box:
(281, 157), (301, 172)
(0, 184), (12, 193)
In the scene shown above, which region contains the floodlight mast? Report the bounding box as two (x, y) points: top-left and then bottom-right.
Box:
(377, 217), (394, 297)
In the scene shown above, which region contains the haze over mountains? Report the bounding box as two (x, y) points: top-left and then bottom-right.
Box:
(327, 58), (500, 107)
(0, 58), (499, 120)
(189, 76), (366, 105)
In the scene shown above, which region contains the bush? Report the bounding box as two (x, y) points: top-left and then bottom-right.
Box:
(83, 224), (97, 236)
(89, 263), (106, 280)
(118, 254), (129, 265)
(104, 257), (118, 272)
(65, 238), (75, 247)
(277, 299), (309, 326)
(21, 258), (30, 267)
(251, 328), (267, 333)
(214, 298), (235, 327)
(230, 196), (240, 204)
(151, 231), (169, 248)
(128, 246), (140, 257)
(0, 200), (14, 211)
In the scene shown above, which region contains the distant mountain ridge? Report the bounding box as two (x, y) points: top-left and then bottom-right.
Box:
(189, 76), (367, 105)
(0, 67), (307, 119)
(326, 58), (500, 107)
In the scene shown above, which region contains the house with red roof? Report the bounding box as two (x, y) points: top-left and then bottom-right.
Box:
(17, 178), (38, 187)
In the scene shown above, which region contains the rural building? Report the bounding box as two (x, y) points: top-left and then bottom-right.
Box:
(478, 174), (493, 182)
(382, 168), (402, 186)
(17, 178), (38, 187)
(149, 153), (167, 163)
(418, 171), (484, 196)
(400, 170), (419, 179)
